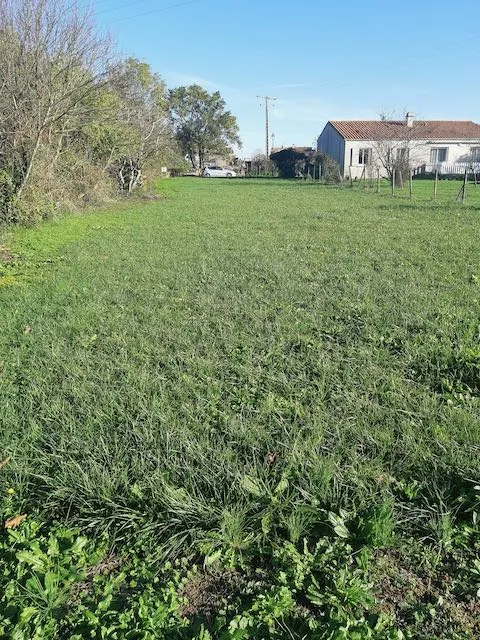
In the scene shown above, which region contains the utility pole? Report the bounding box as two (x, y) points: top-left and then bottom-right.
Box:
(257, 96), (276, 158)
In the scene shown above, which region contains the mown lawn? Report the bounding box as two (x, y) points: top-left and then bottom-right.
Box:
(1, 178), (480, 637)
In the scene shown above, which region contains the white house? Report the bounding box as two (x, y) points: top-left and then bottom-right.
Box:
(317, 115), (480, 179)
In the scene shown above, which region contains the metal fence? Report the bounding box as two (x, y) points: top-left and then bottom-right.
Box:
(413, 162), (480, 176)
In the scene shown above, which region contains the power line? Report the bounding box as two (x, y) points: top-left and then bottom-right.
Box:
(95, 0), (152, 16)
(85, 0), (120, 6)
(108, 0), (205, 23)
(257, 96), (276, 158)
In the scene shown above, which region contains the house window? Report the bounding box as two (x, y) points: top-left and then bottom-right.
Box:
(430, 148), (448, 163)
(358, 148), (371, 164)
(471, 147), (480, 162)
(396, 147), (409, 162)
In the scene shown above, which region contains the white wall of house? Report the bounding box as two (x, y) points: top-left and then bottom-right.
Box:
(344, 140), (480, 179)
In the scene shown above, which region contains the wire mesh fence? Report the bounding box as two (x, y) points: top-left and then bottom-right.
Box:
(338, 174), (480, 206)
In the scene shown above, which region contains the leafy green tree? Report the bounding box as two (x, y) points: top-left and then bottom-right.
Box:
(105, 58), (174, 191)
(63, 58), (178, 193)
(168, 85), (241, 169)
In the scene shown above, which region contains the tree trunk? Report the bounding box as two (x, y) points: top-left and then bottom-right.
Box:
(16, 132), (42, 198)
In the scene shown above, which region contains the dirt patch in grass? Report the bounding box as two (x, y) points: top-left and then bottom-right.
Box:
(69, 555), (124, 605)
(119, 192), (165, 203)
(140, 193), (165, 201)
(0, 246), (14, 263)
(373, 549), (480, 638)
(179, 569), (248, 621)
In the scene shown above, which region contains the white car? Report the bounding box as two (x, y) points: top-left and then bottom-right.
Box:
(203, 165), (236, 178)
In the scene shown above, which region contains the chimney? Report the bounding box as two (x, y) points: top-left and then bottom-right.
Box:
(405, 112), (414, 128)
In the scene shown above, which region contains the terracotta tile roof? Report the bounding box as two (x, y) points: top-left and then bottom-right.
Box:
(329, 120), (480, 141)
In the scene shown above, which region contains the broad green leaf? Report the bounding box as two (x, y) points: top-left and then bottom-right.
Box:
(44, 571), (58, 593)
(204, 549), (222, 566)
(261, 513), (272, 535)
(307, 583), (324, 607)
(19, 606), (37, 626)
(16, 550), (47, 573)
(70, 536), (88, 555)
(274, 477), (289, 494)
(328, 511), (350, 539)
(241, 474), (263, 497)
(333, 523), (350, 538)
(48, 535), (59, 558)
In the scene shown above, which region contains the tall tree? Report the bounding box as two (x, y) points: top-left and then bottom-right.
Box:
(168, 85), (241, 169)
(107, 58), (174, 191)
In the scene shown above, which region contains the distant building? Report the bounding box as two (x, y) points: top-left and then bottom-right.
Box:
(204, 153), (235, 168)
(317, 115), (480, 179)
(269, 146), (316, 178)
(270, 145), (313, 155)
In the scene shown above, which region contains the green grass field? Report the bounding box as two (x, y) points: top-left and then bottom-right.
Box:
(1, 178), (480, 637)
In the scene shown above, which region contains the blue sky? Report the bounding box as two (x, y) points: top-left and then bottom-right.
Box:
(88, 0), (479, 157)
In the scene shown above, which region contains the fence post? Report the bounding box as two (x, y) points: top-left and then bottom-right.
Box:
(391, 169), (395, 196)
(376, 168), (380, 193)
(434, 169), (438, 201)
(409, 170), (413, 199)
(455, 169), (468, 203)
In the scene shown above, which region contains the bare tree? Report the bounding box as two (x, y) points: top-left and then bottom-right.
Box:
(371, 113), (423, 187)
(0, 0), (115, 197)
(251, 153), (275, 176)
